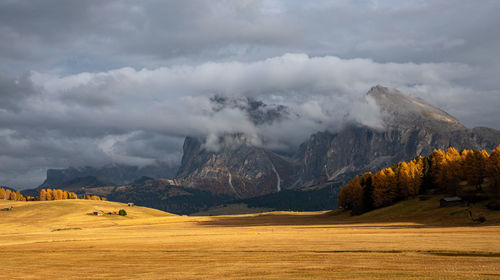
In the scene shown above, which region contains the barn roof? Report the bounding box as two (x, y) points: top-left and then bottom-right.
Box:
(441, 196), (463, 202)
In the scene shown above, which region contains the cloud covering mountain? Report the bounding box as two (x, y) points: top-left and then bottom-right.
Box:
(1, 1), (500, 188)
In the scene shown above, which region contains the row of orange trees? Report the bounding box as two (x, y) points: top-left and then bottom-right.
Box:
(0, 187), (105, 201)
(0, 188), (26, 201)
(39, 189), (105, 201)
(338, 145), (500, 215)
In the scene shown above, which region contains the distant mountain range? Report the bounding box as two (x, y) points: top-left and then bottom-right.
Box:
(24, 86), (500, 214)
(21, 162), (178, 197)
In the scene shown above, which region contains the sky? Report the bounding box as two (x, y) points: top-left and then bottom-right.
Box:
(1, 0), (500, 188)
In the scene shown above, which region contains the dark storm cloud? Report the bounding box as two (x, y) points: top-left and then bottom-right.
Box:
(1, 0), (499, 73)
(0, 74), (37, 110)
(0, 0), (499, 188)
(0, 54), (483, 189)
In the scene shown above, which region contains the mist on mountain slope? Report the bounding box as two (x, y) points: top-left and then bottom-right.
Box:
(0, 53), (486, 188)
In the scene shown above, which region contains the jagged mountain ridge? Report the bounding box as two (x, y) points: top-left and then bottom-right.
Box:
(368, 85), (466, 130)
(174, 85), (500, 198)
(38, 162), (178, 189)
(175, 134), (297, 198)
(31, 85), (500, 213)
(293, 86), (499, 186)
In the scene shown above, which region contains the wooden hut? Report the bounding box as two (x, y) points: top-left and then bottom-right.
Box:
(93, 210), (104, 216)
(440, 196), (468, 207)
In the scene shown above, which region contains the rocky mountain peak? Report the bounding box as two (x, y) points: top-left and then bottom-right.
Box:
(32, 86), (500, 214)
(367, 85), (466, 130)
(210, 95), (289, 126)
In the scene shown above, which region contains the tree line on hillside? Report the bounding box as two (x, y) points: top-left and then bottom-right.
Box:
(39, 188), (106, 201)
(0, 187), (106, 201)
(338, 145), (500, 215)
(0, 188), (26, 201)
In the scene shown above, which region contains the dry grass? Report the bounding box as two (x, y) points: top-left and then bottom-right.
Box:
(191, 203), (272, 216)
(0, 198), (499, 279)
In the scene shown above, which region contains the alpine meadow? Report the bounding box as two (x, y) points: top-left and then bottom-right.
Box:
(1, 1), (500, 279)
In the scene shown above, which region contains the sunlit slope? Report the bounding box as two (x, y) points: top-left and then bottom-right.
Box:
(328, 196), (500, 225)
(0, 197), (499, 279)
(0, 199), (174, 231)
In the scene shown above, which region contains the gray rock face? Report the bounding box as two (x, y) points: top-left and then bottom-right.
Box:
(176, 134), (297, 198)
(293, 86), (499, 186)
(470, 127), (500, 150)
(368, 85), (466, 131)
(39, 162), (178, 188)
(177, 85), (500, 198)
(36, 85), (500, 205)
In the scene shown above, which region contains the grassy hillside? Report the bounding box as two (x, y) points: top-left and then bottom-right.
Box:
(0, 198), (499, 279)
(329, 196), (500, 225)
(2, 195), (499, 229)
(0, 199), (173, 232)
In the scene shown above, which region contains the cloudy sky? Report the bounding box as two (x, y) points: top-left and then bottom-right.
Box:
(1, 0), (499, 188)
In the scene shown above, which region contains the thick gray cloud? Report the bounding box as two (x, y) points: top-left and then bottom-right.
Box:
(0, 1), (499, 188)
(1, 0), (500, 74)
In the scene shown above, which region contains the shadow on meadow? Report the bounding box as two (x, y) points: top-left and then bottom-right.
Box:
(197, 197), (500, 228)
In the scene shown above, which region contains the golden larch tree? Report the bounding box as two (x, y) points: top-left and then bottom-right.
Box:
(408, 158), (423, 196)
(39, 189), (47, 201)
(15, 191), (24, 201)
(349, 176), (364, 214)
(338, 184), (352, 210)
(55, 189), (64, 200)
(5, 189), (12, 200)
(460, 149), (473, 181)
(397, 162), (411, 198)
(430, 149), (447, 190)
(486, 145), (500, 198)
(465, 150), (489, 191)
(372, 168), (397, 207)
(50, 189), (58, 200)
(443, 147), (462, 195)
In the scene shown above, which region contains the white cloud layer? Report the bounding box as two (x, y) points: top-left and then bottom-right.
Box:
(1, 53), (496, 188)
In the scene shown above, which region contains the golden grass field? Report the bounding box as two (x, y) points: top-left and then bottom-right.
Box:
(1, 197), (499, 279)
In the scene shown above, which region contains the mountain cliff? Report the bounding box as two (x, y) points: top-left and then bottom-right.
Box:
(175, 85), (500, 199)
(293, 85), (499, 186)
(31, 85), (500, 214)
(175, 134), (297, 198)
(38, 162), (178, 189)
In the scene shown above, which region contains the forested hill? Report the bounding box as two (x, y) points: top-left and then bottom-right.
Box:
(338, 145), (500, 215)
